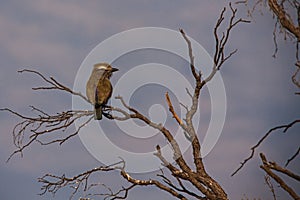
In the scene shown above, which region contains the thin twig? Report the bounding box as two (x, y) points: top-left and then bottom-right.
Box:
(264, 175), (277, 200)
(285, 146), (300, 167)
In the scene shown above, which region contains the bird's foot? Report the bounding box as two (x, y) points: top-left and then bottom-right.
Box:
(103, 112), (113, 120)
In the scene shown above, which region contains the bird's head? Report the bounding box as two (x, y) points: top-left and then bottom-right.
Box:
(93, 63), (118, 73)
(92, 63), (118, 79)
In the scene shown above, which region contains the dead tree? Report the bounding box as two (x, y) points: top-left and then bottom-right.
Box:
(2, 3), (249, 200)
(232, 1), (300, 199)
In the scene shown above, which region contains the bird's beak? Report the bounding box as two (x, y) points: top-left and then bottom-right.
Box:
(111, 68), (119, 72)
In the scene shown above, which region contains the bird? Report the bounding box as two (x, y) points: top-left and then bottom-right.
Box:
(86, 63), (118, 120)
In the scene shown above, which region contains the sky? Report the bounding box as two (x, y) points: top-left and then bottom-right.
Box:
(0, 0), (299, 200)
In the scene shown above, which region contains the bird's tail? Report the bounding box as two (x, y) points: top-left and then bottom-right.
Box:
(94, 104), (102, 120)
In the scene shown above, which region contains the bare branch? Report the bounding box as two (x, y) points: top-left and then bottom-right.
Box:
(153, 145), (182, 176)
(120, 170), (188, 200)
(18, 69), (89, 103)
(114, 95), (192, 173)
(179, 2), (249, 180)
(179, 29), (201, 82)
(114, 95), (226, 199)
(268, 0), (300, 40)
(165, 92), (184, 126)
(2, 107), (93, 162)
(83, 183), (137, 200)
(260, 153), (300, 199)
(232, 119), (300, 176)
(104, 184), (136, 200)
(38, 160), (124, 199)
(212, 3), (250, 72)
(273, 21), (280, 58)
(157, 173), (205, 199)
(266, 160), (300, 181)
(179, 28), (204, 173)
(1, 69), (100, 161)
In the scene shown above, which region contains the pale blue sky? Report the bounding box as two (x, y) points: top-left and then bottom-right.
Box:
(0, 1), (299, 199)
